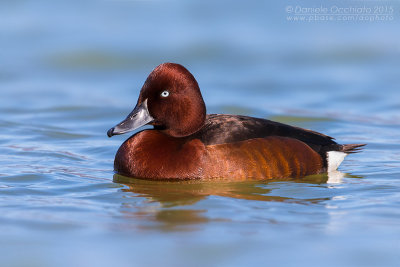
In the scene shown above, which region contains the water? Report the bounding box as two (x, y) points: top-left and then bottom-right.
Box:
(1, 0), (400, 266)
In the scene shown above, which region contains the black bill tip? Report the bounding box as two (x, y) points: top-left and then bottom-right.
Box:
(107, 127), (115, 138)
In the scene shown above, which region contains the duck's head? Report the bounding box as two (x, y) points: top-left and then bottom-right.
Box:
(107, 63), (206, 138)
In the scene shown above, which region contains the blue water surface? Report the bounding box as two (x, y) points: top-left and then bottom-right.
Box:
(1, 0), (400, 266)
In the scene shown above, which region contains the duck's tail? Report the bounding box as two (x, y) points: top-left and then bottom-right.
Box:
(339, 143), (366, 154)
(326, 143), (365, 172)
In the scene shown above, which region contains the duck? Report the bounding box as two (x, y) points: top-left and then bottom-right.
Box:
(107, 63), (364, 180)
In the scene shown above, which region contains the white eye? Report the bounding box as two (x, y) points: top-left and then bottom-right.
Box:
(160, 90), (169, 97)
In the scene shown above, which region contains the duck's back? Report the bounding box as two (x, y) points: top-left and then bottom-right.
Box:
(192, 114), (362, 172)
(194, 114), (337, 149)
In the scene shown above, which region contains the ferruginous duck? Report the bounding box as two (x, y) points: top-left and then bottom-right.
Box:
(107, 63), (364, 180)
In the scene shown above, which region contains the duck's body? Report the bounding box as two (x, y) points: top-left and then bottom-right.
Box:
(108, 63), (364, 180)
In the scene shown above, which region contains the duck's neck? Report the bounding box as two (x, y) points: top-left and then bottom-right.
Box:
(164, 111), (206, 137)
(163, 98), (206, 138)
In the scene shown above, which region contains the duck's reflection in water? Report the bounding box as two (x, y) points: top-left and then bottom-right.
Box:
(113, 171), (352, 231)
(326, 170), (345, 184)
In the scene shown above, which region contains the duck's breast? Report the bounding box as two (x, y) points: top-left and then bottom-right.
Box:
(114, 130), (206, 179)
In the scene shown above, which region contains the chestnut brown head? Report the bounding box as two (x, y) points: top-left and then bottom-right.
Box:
(107, 63), (206, 138)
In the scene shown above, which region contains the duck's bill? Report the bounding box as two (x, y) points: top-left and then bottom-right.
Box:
(107, 99), (154, 137)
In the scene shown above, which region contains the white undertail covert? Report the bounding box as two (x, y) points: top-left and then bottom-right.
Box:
(327, 151), (347, 172)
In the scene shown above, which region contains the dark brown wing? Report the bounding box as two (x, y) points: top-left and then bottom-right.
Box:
(194, 114), (334, 145)
(191, 114), (344, 161)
